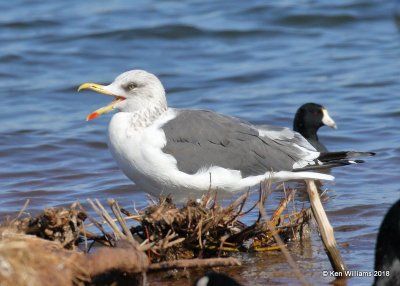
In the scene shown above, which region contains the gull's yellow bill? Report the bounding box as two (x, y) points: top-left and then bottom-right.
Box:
(78, 83), (125, 121)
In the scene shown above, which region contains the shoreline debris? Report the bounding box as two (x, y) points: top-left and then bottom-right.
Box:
(0, 180), (346, 285)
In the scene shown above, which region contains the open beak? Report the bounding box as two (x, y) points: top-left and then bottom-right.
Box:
(321, 108), (337, 129)
(78, 83), (126, 121)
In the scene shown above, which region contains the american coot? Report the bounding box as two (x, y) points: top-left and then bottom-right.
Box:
(293, 103), (337, 152)
(374, 199), (400, 286)
(78, 71), (372, 198)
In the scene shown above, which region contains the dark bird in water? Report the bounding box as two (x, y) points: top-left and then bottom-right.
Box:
(193, 272), (242, 286)
(374, 199), (400, 286)
(293, 103), (337, 152)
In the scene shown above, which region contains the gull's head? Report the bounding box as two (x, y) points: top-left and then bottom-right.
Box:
(78, 70), (167, 121)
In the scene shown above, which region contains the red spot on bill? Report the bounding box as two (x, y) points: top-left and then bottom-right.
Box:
(86, 112), (100, 121)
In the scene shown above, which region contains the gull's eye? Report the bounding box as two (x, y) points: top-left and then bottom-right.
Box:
(127, 83), (137, 91)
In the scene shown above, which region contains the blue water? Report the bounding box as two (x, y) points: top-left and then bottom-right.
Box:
(1, 0), (400, 285)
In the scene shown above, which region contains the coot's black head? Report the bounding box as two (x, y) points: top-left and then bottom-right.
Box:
(293, 103), (337, 141)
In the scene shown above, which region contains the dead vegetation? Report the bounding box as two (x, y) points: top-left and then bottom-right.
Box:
(0, 182), (315, 285)
(10, 202), (86, 249)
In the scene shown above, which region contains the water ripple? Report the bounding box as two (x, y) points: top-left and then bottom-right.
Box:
(1, 19), (60, 29)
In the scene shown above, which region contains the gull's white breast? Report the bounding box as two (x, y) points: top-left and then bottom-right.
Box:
(107, 109), (178, 195)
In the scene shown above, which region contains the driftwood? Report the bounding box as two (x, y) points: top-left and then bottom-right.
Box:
(87, 240), (149, 276)
(148, 257), (241, 271)
(306, 180), (347, 274)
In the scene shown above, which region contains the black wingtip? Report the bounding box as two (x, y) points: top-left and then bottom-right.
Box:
(356, 151), (376, 157)
(318, 151), (376, 162)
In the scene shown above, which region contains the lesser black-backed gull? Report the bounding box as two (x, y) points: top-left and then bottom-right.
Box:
(78, 70), (370, 198)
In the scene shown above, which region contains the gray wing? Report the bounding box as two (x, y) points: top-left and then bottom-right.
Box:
(255, 124), (319, 166)
(161, 110), (318, 177)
